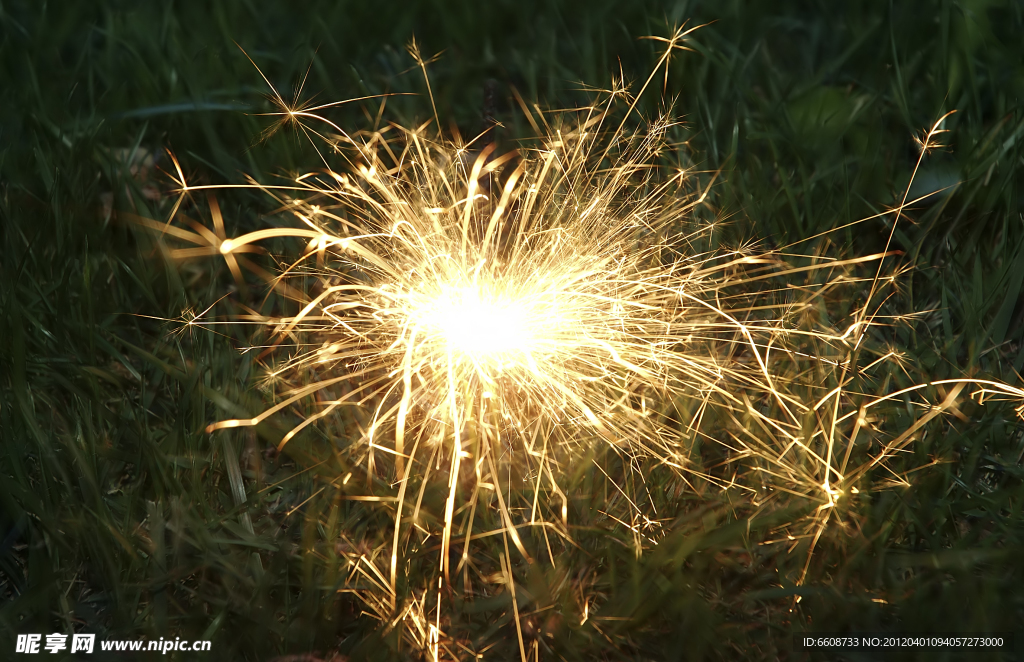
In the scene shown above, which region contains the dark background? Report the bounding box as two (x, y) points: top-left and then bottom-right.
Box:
(1, 1), (1023, 660)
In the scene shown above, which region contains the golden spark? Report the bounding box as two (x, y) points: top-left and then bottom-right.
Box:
(137, 26), (1023, 658)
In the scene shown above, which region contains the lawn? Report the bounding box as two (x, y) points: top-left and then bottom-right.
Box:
(1, 1), (1023, 660)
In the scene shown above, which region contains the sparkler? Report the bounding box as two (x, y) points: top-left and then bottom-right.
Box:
(137, 25), (1024, 659)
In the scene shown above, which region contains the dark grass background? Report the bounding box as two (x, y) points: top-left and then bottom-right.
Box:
(1, 0), (1023, 660)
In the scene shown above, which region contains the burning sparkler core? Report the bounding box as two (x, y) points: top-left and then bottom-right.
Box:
(412, 283), (535, 359)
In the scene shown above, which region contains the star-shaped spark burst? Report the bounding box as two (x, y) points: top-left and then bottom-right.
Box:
(137, 28), (1024, 659)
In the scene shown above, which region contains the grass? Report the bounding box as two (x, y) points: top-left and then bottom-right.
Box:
(1, 0), (1023, 660)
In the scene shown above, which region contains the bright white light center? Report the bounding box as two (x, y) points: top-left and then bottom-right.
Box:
(425, 288), (530, 357)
